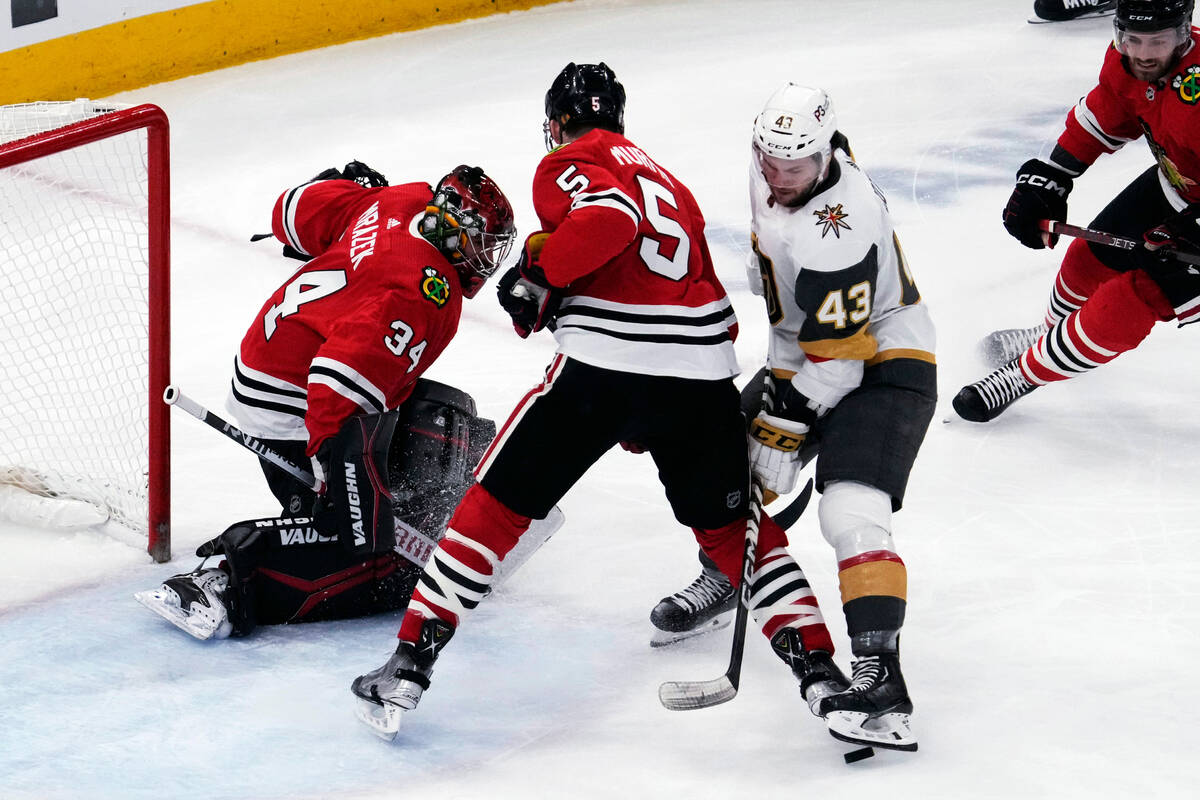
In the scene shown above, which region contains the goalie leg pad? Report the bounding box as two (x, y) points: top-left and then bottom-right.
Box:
(200, 516), (425, 630)
(315, 411), (399, 556)
(389, 378), (492, 543)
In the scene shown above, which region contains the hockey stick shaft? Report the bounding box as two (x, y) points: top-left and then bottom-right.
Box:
(1041, 220), (1200, 266)
(658, 479), (769, 711)
(163, 385), (318, 489)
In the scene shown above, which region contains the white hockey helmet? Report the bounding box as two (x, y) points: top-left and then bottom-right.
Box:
(752, 83), (836, 162)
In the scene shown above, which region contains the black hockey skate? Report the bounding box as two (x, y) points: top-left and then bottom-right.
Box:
(650, 558), (735, 647)
(978, 325), (1044, 369)
(1030, 0), (1116, 23)
(953, 357), (1038, 422)
(769, 628), (849, 717)
(134, 567), (233, 640)
(818, 653), (917, 751)
(352, 618), (454, 741)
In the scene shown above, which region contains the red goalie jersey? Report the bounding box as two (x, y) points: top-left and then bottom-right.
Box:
(227, 179), (464, 455)
(1057, 28), (1200, 205)
(532, 129), (739, 380)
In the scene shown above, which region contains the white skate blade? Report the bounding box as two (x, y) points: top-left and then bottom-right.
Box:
(354, 696), (403, 741)
(133, 589), (223, 641)
(649, 609), (733, 648)
(825, 710), (918, 752)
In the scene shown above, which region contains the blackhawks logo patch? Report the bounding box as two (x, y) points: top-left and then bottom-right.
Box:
(813, 203), (852, 238)
(421, 266), (451, 307)
(1173, 66), (1200, 105)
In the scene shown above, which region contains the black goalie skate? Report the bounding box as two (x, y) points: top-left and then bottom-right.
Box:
(134, 567), (233, 640)
(650, 558), (735, 647)
(352, 618), (454, 741)
(818, 653), (917, 751)
(953, 357), (1038, 422)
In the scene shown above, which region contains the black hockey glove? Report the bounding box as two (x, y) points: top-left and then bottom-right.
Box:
(310, 160), (389, 189)
(1138, 207), (1200, 321)
(1143, 205), (1200, 257)
(1003, 159), (1074, 250)
(497, 232), (562, 338)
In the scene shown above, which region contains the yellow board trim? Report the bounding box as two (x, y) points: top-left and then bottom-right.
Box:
(0, 0), (567, 105)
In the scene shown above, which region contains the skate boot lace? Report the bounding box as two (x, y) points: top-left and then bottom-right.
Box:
(974, 359), (1034, 411)
(846, 655), (883, 694)
(994, 326), (1042, 359)
(672, 570), (730, 613)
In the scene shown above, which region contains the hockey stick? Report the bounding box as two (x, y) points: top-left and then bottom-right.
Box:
(657, 476), (813, 711)
(163, 385), (318, 488)
(1040, 220), (1200, 267)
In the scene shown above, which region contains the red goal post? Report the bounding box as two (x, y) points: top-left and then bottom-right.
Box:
(0, 102), (171, 561)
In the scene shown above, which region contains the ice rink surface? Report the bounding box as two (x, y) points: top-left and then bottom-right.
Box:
(3, 1), (1199, 798)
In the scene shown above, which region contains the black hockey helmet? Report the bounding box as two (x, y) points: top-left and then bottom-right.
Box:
(1115, 0), (1194, 31)
(544, 62), (626, 136)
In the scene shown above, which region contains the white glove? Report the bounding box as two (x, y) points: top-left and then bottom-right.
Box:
(747, 412), (810, 496)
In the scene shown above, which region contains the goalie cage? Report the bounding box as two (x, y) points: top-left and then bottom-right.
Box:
(0, 100), (171, 561)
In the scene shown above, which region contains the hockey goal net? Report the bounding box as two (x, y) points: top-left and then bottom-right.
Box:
(0, 100), (171, 561)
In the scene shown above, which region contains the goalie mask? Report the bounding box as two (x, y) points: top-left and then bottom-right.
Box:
(752, 83), (837, 207)
(420, 165), (516, 298)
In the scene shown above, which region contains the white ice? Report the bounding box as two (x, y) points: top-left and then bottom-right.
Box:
(3, 1), (1199, 798)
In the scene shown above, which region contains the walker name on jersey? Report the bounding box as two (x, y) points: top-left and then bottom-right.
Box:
(344, 462), (366, 547)
(610, 145), (672, 185)
(349, 201), (381, 271)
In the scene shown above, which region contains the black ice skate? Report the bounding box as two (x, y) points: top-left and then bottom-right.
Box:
(953, 357), (1038, 422)
(1030, 0), (1116, 23)
(978, 325), (1044, 369)
(769, 628), (849, 717)
(352, 618), (454, 741)
(134, 567), (233, 640)
(818, 653), (917, 751)
(650, 560), (735, 647)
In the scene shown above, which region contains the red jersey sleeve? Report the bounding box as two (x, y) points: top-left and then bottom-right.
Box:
(532, 148), (641, 286)
(271, 179), (381, 260)
(1057, 45), (1145, 168)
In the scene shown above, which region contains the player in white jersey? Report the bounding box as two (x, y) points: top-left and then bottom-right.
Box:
(652, 84), (936, 751)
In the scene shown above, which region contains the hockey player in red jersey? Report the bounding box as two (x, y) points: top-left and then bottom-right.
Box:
(136, 162), (520, 640)
(351, 62), (846, 741)
(956, 0), (1200, 422)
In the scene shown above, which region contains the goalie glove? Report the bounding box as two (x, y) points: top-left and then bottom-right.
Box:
(748, 412), (810, 497)
(497, 232), (561, 338)
(310, 160), (389, 189)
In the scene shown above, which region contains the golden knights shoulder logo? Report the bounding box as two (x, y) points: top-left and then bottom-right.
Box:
(421, 266), (451, 307)
(1172, 65), (1200, 105)
(813, 203), (852, 238)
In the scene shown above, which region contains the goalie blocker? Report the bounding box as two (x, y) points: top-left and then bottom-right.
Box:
(137, 379), (502, 638)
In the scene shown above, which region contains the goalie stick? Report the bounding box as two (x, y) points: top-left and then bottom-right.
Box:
(1039, 220), (1200, 267)
(163, 385), (318, 489)
(658, 477), (813, 711)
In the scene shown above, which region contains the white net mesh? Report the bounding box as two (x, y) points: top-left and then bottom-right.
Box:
(0, 100), (152, 535)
